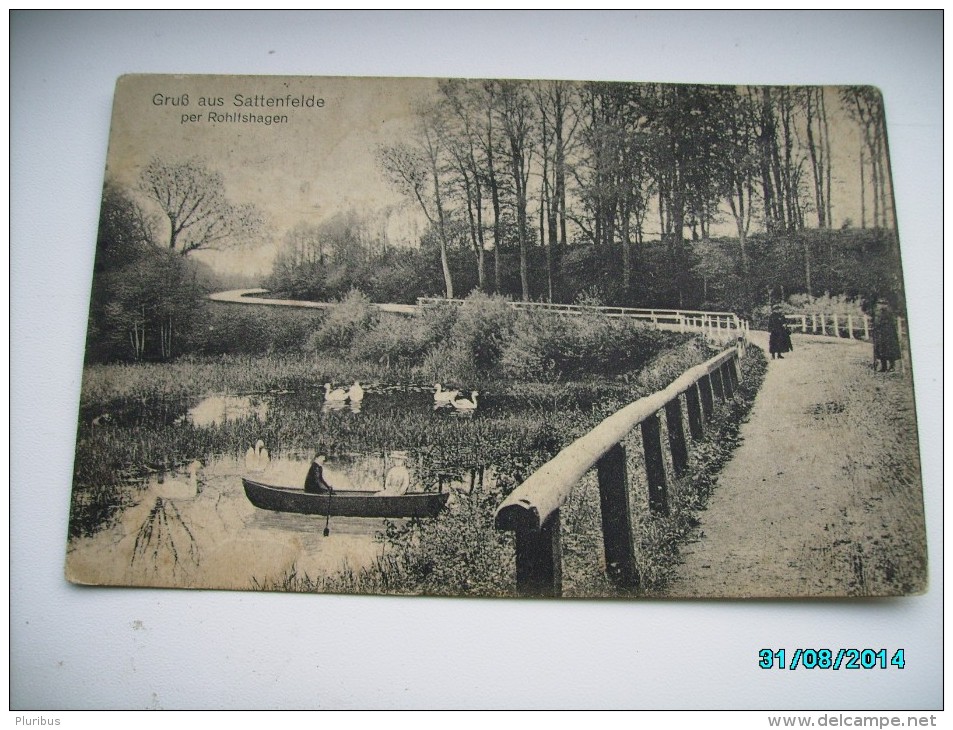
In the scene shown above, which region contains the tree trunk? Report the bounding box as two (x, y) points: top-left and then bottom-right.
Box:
(820, 89), (833, 227)
(430, 157), (454, 299)
(860, 148), (866, 229)
(803, 236), (813, 298)
(621, 193), (631, 294)
(485, 110), (502, 295)
(806, 89), (826, 228)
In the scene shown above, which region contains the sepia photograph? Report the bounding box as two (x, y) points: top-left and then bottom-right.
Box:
(66, 73), (926, 599)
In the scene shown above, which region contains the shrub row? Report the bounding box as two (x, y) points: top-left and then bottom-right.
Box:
(296, 290), (688, 389)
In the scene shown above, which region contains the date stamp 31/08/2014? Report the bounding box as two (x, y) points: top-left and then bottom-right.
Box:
(759, 649), (905, 671)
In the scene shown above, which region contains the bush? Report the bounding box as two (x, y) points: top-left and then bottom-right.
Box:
(425, 292), (516, 383)
(499, 310), (575, 380)
(308, 288), (379, 351)
(196, 303), (324, 356)
(350, 313), (433, 367)
(500, 309), (680, 380)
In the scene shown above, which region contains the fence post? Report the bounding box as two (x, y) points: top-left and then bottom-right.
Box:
(641, 413), (670, 516)
(811, 313), (817, 333)
(833, 312), (840, 337)
(685, 384), (704, 440)
(801, 315), (807, 333)
(820, 314), (827, 335)
(596, 444), (640, 590)
(710, 365), (725, 401)
(720, 361), (735, 399)
(664, 398), (689, 476)
(863, 315), (870, 341)
(512, 510), (562, 597)
(847, 313), (854, 339)
(699, 374), (715, 421)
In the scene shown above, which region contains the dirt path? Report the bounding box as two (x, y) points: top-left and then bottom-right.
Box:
(660, 332), (926, 598)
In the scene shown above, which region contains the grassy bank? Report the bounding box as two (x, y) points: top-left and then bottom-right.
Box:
(70, 294), (714, 540)
(254, 345), (767, 597)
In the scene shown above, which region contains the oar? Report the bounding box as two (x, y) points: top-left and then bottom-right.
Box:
(323, 490), (332, 537)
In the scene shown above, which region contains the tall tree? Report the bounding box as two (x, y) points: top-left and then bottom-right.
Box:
(139, 157), (264, 256)
(440, 79), (488, 291)
(648, 84), (723, 304)
(749, 87), (783, 232)
(803, 86), (829, 231)
(533, 80), (580, 301)
(712, 87), (760, 312)
(478, 81), (505, 294)
(378, 102), (455, 299)
(842, 86), (892, 230)
(95, 180), (156, 271)
(498, 81), (535, 301)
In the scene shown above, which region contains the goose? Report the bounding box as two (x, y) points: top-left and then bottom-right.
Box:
(451, 391), (479, 411)
(324, 383), (348, 402)
(255, 439), (270, 470)
(155, 460), (201, 500)
(348, 381), (365, 403)
(433, 383), (459, 403)
(245, 440), (270, 472)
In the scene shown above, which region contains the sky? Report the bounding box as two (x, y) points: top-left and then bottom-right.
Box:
(105, 74), (438, 277)
(103, 74), (884, 280)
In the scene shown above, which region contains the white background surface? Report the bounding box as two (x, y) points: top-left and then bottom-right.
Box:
(10, 10), (943, 710)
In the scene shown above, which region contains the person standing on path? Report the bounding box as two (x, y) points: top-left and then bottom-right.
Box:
(768, 306), (792, 359)
(872, 301), (901, 372)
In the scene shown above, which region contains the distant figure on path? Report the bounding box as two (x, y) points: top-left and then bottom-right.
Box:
(768, 306), (792, 360)
(873, 302), (901, 372)
(380, 451), (411, 496)
(304, 454), (335, 494)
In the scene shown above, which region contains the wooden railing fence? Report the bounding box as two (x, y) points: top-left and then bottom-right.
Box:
(417, 297), (749, 344)
(493, 344), (744, 597)
(784, 312), (871, 340)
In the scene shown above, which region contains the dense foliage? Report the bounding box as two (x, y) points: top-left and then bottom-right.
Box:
(87, 171), (903, 366)
(263, 222), (904, 319)
(71, 292), (708, 538)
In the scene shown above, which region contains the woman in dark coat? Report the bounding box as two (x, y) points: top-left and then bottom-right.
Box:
(873, 304), (901, 372)
(304, 454), (335, 494)
(768, 307), (792, 359)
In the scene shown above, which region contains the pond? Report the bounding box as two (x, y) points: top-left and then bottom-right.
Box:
(188, 394), (270, 427)
(183, 383), (496, 423)
(69, 376), (626, 591)
(66, 446), (482, 591)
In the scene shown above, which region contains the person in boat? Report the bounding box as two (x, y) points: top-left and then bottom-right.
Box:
(304, 454), (335, 494)
(380, 451), (410, 496)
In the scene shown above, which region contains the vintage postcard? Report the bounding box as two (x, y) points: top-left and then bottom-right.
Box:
(66, 74), (926, 598)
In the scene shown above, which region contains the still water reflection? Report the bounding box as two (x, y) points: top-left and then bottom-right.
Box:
(67, 449), (479, 592)
(188, 394), (269, 427)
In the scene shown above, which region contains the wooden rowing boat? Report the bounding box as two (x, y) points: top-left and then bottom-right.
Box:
(242, 477), (449, 518)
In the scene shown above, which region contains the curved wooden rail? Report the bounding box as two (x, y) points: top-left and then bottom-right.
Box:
(417, 297), (748, 343)
(494, 345), (744, 597)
